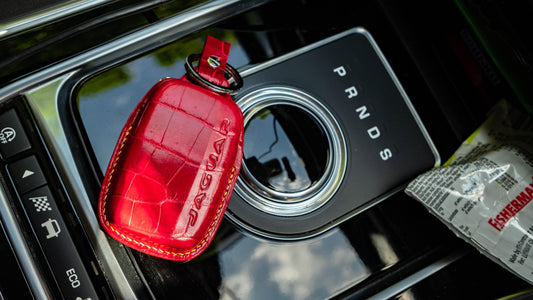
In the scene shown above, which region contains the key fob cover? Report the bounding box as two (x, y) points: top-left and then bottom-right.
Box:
(98, 37), (244, 261)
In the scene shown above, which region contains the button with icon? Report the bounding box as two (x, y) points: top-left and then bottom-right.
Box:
(0, 109), (31, 159)
(21, 186), (99, 299)
(7, 155), (46, 194)
(41, 218), (61, 239)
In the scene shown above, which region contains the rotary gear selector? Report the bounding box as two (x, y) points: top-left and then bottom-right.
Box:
(226, 27), (440, 240)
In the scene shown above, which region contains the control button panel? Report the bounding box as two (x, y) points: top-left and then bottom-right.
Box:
(7, 156), (46, 194)
(0, 109), (31, 159)
(0, 100), (107, 299)
(22, 186), (97, 299)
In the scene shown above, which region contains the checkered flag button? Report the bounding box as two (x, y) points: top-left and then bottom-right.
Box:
(29, 196), (52, 212)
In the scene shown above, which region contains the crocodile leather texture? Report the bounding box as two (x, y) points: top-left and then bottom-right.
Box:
(98, 37), (244, 261)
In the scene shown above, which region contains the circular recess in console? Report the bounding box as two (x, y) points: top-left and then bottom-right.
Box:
(235, 86), (347, 217)
(243, 104), (329, 193)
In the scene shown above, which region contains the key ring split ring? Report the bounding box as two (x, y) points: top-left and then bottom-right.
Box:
(185, 53), (243, 95)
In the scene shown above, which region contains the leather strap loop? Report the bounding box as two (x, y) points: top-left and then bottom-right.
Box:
(198, 36), (230, 86)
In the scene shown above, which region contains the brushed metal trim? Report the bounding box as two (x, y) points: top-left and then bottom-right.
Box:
(26, 75), (137, 298)
(367, 249), (467, 300)
(0, 189), (51, 299)
(0, 0), (110, 38)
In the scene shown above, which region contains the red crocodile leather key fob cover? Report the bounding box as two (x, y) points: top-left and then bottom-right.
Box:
(98, 37), (244, 261)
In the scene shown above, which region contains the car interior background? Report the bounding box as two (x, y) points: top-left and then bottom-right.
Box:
(0, 0), (532, 299)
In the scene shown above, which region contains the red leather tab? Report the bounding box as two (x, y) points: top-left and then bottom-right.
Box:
(98, 38), (243, 261)
(197, 36), (230, 86)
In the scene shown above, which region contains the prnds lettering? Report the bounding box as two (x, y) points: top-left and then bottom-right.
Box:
(334, 65), (392, 161)
(188, 120), (230, 227)
(356, 106), (370, 120)
(333, 66), (347, 77)
(334, 66), (359, 98)
(345, 86), (358, 99)
(488, 177), (533, 231)
(367, 126), (380, 139)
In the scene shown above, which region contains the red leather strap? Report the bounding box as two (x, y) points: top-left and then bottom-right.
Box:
(197, 36), (230, 86)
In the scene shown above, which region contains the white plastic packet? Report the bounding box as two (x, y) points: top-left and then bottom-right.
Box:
(405, 100), (533, 283)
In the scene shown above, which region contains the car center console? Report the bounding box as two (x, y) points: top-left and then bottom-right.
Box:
(0, 0), (532, 299)
(0, 97), (112, 299)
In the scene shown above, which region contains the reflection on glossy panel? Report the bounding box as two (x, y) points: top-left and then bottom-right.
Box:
(77, 30), (244, 172)
(131, 222), (378, 300)
(243, 104), (329, 194)
(219, 228), (370, 300)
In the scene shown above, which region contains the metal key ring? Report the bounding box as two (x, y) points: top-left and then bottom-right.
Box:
(185, 53), (243, 95)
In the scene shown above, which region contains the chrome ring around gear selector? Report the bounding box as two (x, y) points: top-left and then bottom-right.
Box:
(234, 86), (347, 217)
